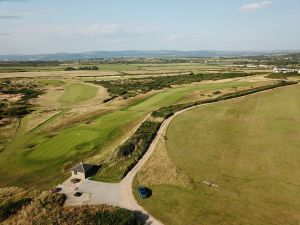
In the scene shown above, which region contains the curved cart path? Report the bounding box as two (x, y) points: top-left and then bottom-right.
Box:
(60, 105), (202, 225)
(119, 104), (204, 224)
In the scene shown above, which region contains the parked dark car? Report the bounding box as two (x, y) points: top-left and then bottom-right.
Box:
(74, 192), (82, 197)
(71, 178), (81, 184)
(50, 187), (62, 193)
(137, 186), (149, 198)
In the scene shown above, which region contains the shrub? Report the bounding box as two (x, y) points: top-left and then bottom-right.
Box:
(88, 72), (255, 99)
(64, 67), (76, 71)
(0, 81), (42, 119)
(99, 120), (162, 180)
(0, 198), (32, 222)
(212, 90), (222, 95)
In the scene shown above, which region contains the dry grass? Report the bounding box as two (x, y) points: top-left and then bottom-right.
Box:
(2, 191), (139, 225)
(0, 118), (19, 151)
(0, 187), (27, 204)
(178, 80), (275, 104)
(137, 135), (193, 188)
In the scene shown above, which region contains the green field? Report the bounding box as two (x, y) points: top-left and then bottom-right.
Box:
(136, 84), (300, 225)
(60, 83), (98, 105)
(0, 81), (251, 189)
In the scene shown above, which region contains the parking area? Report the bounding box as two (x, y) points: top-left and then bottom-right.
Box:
(57, 177), (89, 206)
(58, 177), (121, 207)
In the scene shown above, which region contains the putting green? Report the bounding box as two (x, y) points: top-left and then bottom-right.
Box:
(60, 83), (98, 105)
(27, 129), (99, 161)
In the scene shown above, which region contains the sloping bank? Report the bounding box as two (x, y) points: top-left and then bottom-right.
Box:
(95, 80), (297, 181)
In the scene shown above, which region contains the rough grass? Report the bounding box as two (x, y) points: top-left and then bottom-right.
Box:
(136, 84), (300, 225)
(136, 136), (193, 188)
(2, 191), (141, 225)
(38, 79), (65, 86)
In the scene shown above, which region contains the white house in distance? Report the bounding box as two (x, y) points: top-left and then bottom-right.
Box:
(273, 68), (300, 74)
(70, 162), (96, 179)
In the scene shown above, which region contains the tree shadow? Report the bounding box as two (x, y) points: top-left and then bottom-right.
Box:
(134, 210), (151, 224)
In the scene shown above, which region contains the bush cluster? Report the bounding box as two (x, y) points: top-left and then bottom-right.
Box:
(65, 66), (99, 71)
(99, 121), (162, 180)
(0, 198), (32, 222)
(267, 72), (299, 79)
(0, 80), (43, 120)
(89, 72), (254, 99)
(1, 191), (141, 225)
(117, 120), (162, 158)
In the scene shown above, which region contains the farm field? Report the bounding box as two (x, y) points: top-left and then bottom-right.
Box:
(0, 77), (255, 189)
(136, 84), (300, 225)
(0, 61), (272, 79)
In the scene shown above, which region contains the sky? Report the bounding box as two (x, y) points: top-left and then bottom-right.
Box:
(0, 0), (299, 54)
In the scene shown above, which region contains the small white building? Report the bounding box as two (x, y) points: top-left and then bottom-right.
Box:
(70, 162), (96, 179)
(273, 68), (299, 73)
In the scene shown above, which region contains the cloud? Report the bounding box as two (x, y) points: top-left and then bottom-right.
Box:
(169, 34), (183, 41)
(77, 23), (160, 37)
(240, 1), (272, 13)
(6, 23), (160, 40)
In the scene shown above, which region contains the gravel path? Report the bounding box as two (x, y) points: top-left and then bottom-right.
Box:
(119, 104), (205, 224)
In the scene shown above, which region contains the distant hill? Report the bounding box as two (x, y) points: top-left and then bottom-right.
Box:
(0, 50), (298, 61)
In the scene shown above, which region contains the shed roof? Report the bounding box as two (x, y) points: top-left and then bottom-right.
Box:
(70, 162), (94, 173)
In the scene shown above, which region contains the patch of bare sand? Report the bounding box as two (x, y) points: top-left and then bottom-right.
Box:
(0, 93), (23, 103)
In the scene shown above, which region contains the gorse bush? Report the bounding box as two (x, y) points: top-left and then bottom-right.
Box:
(0, 80), (43, 119)
(65, 66), (99, 71)
(267, 72), (299, 79)
(2, 191), (141, 225)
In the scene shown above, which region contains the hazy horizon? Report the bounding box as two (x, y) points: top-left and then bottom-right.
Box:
(1, 0), (300, 54)
(1, 49), (300, 57)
